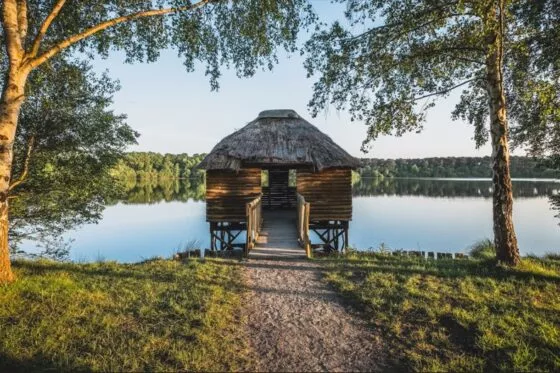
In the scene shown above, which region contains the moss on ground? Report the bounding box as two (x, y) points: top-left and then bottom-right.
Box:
(320, 253), (560, 372)
(0, 258), (248, 372)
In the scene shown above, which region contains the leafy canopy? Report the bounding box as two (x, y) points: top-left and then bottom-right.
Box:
(304, 0), (559, 154)
(1, 0), (315, 90)
(8, 58), (137, 255)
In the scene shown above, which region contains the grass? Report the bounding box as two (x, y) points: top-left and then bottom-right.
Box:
(319, 253), (560, 372)
(0, 258), (248, 372)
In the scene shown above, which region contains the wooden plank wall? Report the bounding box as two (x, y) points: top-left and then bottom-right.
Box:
(262, 169), (296, 209)
(296, 168), (352, 221)
(206, 168), (262, 222)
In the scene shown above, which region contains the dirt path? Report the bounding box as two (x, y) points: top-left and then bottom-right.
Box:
(242, 259), (384, 372)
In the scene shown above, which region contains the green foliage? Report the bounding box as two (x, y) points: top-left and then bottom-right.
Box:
(358, 156), (560, 178)
(469, 239), (496, 260)
(321, 253), (560, 372)
(0, 258), (249, 371)
(2, 0), (315, 90)
(304, 0), (560, 154)
(544, 253), (560, 261)
(110, 152), (206, 181)
(9, 59), (138, 254)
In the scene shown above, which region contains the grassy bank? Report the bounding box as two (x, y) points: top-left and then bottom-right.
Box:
(321, 253), (560, 372)
(0, 258), (247, 372)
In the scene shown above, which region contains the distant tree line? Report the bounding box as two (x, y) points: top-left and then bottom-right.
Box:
(112, 153), (559, 180)
(110, 152), (206, 181)
(358, 157), (559, 179)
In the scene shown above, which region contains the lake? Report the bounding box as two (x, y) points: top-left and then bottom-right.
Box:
(21, 178), (560, 262)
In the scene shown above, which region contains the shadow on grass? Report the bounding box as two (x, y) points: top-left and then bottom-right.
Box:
(214, 259), (336, 273)
(11, 259), (195, 284)
(13, 259), (243, 290)
(325, 255), (560, 284)
(319, 254), (560, 371)
(213, 253), (560, 284)
(0, 351), (86, 372)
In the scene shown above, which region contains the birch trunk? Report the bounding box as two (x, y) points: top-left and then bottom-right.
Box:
(0, 66), (28, 283)
(485, 3), (520, 266)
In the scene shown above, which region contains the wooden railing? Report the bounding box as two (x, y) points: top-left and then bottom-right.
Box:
(296, 193), (311, 258)
(245, 194), (262, 256)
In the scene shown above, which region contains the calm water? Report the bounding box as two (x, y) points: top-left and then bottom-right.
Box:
(22, 178), (560, 262)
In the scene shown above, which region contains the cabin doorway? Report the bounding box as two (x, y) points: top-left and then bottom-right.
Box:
(262, 168), (296, 210)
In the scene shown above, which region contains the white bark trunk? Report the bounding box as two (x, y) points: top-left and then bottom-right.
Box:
(0, 64), (29, 283)
(485, 2), (520, 266)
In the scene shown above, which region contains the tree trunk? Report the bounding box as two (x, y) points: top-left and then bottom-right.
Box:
(0, 65), (28, 283)
(485, 3), (520, 266)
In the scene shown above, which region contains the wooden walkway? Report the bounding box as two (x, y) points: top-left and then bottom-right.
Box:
(248, 210), (306, 259)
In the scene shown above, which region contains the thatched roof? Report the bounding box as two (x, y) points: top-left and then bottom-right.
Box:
(197, 109), (360, 171)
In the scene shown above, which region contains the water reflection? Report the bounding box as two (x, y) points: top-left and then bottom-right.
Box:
(114, 177), (559, 203)
(352, 177), (559, 198)
(112, 178), (206, 204)
(21, 177), (557, 262)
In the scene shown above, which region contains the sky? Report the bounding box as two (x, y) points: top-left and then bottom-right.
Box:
(91, 1), (496, 159)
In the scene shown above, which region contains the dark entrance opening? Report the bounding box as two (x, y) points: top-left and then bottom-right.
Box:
(262, 168), (296, 210)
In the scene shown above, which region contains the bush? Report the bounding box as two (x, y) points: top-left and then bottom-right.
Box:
(544, 252), (560, 261)
(469, 239), (496, 259)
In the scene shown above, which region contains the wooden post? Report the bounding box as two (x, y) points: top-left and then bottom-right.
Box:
(210, 222), (216, 251)
(344, 221), (349, 254)
(304, 202), (311, 258)
(245, 203), (251, 256)
(244, 194), (262, 257)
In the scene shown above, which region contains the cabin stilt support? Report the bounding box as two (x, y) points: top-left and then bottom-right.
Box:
(310, 220), (349, 253)
(209, 222), (245, 251)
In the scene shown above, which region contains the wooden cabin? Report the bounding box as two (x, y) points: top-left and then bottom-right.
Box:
(197, 109), (359, 256)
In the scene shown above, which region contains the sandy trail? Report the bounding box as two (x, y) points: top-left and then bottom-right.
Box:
(242, 259), (384, 372)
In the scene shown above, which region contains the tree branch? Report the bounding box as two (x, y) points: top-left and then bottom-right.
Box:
(29, 0), (212, 68)
(341, 1), (475, 45)
(9, 135), (34, 191)
(411, 78), (480, 102)
(29, 0), (66, 57)
(16, 0), (27, 41)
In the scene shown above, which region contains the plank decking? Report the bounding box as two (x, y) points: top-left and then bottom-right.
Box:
(248, 210), (306, 259)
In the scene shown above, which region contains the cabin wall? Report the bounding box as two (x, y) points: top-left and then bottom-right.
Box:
(206, 168), (262, 222)
(296, 168), (352, 221)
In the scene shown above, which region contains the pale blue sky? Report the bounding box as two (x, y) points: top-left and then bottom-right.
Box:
(91, 1), (496, 159)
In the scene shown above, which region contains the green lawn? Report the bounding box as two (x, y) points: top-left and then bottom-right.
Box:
(320, 253), (560, 372)
(0, 258), (248, 372)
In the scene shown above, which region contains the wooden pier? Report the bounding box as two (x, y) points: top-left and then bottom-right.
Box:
(248, 210), (306, 259)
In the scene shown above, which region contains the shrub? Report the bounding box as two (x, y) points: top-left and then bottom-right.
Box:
(469, 239), (496, 259)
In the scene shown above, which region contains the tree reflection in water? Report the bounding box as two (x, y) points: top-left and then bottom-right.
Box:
(114, 177), (558, 203)
(351, 177), (559, 199)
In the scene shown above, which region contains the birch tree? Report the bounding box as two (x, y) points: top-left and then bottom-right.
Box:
(0, 0), (312, 282)
(305, 0), (559, 265)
